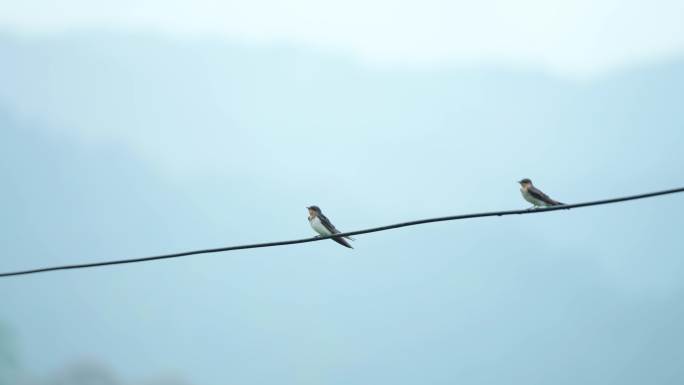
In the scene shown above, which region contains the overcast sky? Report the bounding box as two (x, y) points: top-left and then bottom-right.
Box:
(1, 0), (683, 76)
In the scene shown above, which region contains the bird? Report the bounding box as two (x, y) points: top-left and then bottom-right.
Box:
(307, 205), (354, 249)
(518, 178), (564, 208)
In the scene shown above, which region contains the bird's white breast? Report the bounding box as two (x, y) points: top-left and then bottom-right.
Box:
(309, 216), (332, 236)
(521, 188), (545, 206)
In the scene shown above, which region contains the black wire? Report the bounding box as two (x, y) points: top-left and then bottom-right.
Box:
(2, 186), (683, 278)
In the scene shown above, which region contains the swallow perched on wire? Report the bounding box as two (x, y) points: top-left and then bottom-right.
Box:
(307, 206), (354, 249)
(518, 178), (565, 208)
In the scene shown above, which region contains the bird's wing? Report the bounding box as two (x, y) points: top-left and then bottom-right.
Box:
(319, 214), (355, 240)
(318, 214), (340, 234)
(528, 186), (557, 205)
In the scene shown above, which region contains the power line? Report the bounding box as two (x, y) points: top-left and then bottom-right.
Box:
(1, 186), (683, 278)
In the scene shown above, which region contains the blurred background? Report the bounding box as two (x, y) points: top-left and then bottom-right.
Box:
(1, 1), (683, 384)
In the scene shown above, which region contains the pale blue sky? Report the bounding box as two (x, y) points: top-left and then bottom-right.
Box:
(0, 3), (683, 385)
(1, 0), (683, 76)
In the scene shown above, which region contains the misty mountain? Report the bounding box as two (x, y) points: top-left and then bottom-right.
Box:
(0, 33), (682, 191)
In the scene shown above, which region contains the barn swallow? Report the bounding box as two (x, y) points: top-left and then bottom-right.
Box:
(518, 178), (565, 208)
(307, 206), (354, 249)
